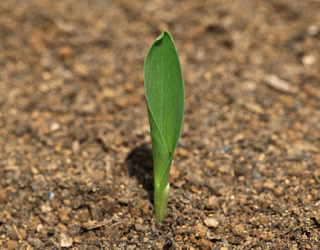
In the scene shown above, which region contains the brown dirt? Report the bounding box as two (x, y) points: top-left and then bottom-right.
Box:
(1, 0), (320, 249)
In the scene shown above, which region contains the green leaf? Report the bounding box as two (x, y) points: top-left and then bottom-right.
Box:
(144, 30), (184, 223)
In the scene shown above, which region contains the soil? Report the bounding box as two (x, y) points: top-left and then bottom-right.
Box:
(0, 0), (320, 249)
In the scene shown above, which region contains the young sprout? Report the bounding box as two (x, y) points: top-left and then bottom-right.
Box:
(144, 30), (184, 223)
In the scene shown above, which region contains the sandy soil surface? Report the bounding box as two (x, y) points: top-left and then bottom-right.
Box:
(0, 0), (320, 249)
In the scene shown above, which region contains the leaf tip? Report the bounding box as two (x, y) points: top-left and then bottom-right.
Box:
(154, 30), (165, 42)
(154, 30), (172, 42)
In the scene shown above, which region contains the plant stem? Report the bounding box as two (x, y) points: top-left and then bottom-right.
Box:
(154, 183), (170, 223)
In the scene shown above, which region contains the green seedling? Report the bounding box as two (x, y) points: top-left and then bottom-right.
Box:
(144, 30), (184, 223)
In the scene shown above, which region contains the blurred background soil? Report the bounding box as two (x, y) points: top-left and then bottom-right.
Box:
(0, 0), (320, 249)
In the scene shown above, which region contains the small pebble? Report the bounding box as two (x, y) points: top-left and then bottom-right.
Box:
(7, 240), (19, 250)
(302, 54), (316, 66)
(37, 224), (44, 232)
(206, 195), (219, 210)
(41, 203), (52, 213)
(49, 192), (54, 200)
(50, 122), (60, 132)
(232, 224), (245, 236)
(72, 141), (80, 153)
(265, 75), (297, 94)
(60, 233), (73, 248)
(0, 190), (7, 203)
(308, 24), (319, 36)
(204, 217), (219, 228)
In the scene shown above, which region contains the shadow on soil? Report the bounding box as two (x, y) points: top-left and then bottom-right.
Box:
(126, 144), (154, 203)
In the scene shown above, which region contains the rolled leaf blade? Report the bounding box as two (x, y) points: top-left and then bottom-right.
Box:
(144, 30), (184, 155)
